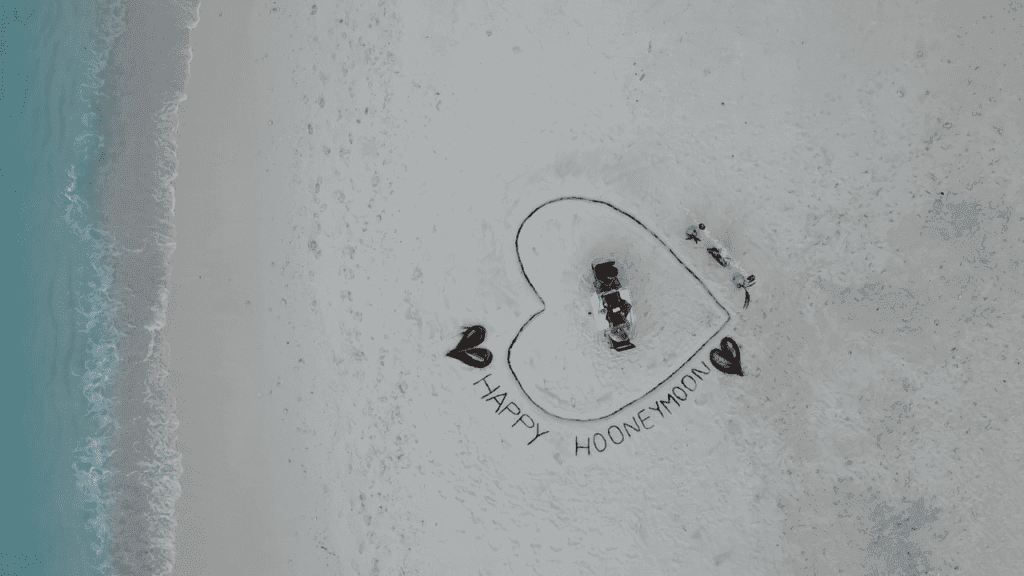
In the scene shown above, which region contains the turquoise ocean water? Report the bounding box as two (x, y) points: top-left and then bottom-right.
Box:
(2, 2), (197, 574)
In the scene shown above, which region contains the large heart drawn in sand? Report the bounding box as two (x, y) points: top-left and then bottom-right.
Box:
(508, 198), (730, 421)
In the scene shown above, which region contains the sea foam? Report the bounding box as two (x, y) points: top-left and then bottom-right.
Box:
(25, 0), (200, 574)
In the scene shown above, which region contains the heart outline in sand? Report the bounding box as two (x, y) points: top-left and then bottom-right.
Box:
(507, 197), (731, 421)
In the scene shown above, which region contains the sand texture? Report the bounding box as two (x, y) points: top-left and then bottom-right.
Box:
(511, 197), (729, 420)
(168, 1), (1024, 574)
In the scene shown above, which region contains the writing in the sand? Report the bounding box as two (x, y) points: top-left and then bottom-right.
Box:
(471, 374), (549, 446)
(575, 361), (712, 456)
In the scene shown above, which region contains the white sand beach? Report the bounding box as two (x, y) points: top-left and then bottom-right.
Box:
(168, 1), (1024, 574)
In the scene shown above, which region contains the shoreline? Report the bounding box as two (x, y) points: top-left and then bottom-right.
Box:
(170, 3), (292, 573)
(169, 2), (376, 572)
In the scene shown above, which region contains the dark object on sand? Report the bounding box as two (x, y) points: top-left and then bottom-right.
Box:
(707, 246), (729, 267)
(710, 337), (743, 376)
(732, 273), (756, 309)
(447, 325), (493, 368)
(592, 261), (636, 352)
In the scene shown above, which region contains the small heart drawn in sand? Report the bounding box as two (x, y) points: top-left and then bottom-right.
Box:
(446, 325), (493, 368)
(710, 337), (743, 376)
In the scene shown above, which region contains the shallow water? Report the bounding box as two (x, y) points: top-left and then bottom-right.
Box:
(3, 1), (196, 573)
